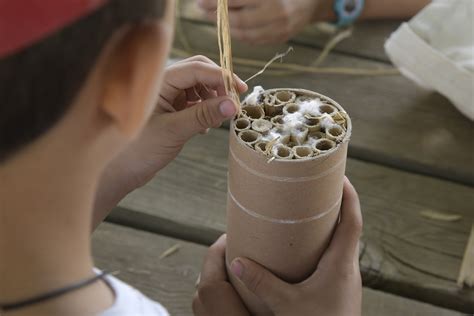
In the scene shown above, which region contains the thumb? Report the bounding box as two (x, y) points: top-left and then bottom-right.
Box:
(230, 258), (291, 310)
(167, 97), (237, 140)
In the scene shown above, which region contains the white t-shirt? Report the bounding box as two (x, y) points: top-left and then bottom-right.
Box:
(100, 272), (169, 316)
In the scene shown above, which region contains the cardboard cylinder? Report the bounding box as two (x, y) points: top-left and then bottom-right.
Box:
(226, 88), (352, 315)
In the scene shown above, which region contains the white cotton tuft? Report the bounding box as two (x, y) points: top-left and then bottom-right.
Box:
(299, 99), (323, 117)
(243, 86), (265, 105)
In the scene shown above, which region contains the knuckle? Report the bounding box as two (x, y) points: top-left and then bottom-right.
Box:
(188, 60), (204, 70)
(195, 107), (211, 129)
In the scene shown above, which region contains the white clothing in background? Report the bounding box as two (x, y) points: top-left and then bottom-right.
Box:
(385, 0), (474, 120)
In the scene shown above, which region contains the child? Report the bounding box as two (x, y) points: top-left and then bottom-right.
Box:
(0, 0), (362, 315)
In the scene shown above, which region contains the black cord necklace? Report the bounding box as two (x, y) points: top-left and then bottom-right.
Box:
(0, 271), (109, 313)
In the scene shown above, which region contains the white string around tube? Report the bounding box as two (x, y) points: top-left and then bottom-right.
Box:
(228, 189), (341, 224)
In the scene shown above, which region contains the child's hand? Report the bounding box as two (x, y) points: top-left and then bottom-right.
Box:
(92, 56), (247, 227)
(193, 234), (251, 316)
(196, 177), (362, 316)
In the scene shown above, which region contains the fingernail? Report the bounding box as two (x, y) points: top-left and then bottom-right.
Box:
(230, 259), (244, 279)
(219, 100), (236, 118)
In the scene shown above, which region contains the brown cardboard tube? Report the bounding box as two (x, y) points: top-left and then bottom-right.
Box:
(242, 105), (265, 120)
(272, 144), (294, 160)
(312, 138), (336, 153)
(275, 90), (296, 104)
(252, 119), (273, 134)
(227, 88), (351, 315)
(238, 130), (262, 146)
(282, 103), (300, 115)
(255, 141), (269, 154)
(235, 117), (251, 132)
(293, 145), (313, 159)
(304, 117), (322, 133)
(326, 124), (346, 142)
(319, 103), (337, 116)
(263, 93), (284, 117)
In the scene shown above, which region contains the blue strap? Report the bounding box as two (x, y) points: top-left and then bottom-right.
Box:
(334, 0), (365, 27)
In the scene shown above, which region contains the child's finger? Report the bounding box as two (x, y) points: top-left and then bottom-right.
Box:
(315, 177), (363, 275)
(173, 55), (217, 66)
(200, 234), (228, 283)
(164, 96), (236, 139)
(230, 257), (291, 312)
(163, 60), (247, 102)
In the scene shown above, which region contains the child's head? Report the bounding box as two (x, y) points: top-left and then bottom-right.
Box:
(0, 0), (173, 167)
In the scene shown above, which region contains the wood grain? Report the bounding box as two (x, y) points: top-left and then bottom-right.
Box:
(171, 21), (474, 185)
(108, 128), (474, 313)
(92, 223), (463, 316)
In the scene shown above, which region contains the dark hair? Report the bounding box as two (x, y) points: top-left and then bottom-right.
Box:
(0, 0), (166, 162)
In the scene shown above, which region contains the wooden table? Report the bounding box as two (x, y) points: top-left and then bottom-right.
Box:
(92, 1), (474, 314)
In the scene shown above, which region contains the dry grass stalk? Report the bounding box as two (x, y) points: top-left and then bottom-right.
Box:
(420, 210), (462, 222)
(245, 47), (293, 83)
(159, 244), (182, 259)
(217, 0), (241, 112)
(171, 47), (399, 76)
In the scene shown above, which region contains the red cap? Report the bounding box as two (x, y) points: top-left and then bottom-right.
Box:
(0, 0), (108, 58)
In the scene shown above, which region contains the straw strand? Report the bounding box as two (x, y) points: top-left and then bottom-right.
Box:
(217, 0), (241, 112)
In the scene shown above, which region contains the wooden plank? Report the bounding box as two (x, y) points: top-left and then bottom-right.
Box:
(92, 222), (463, 316)
(172, 21), (474, 185)
(108, 128), (474, 313)
(178, 0), (398, 62)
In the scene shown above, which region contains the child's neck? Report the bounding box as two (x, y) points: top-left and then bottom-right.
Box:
(0, 139), (113, 314)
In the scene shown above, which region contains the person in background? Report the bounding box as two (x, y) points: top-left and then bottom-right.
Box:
(197, 0), (431, 45)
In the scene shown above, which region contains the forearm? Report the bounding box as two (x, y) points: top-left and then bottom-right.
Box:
(361, 0), (431, 19)
(315, 0), (431, 22)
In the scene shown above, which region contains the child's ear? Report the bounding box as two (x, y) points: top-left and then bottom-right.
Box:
(100, 21), (171, 138)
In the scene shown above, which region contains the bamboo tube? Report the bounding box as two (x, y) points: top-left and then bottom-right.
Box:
(325, 124), (346, 142)
(234, 117), (251, 132)
(242, 105), (265, 120)
(282, 103), (300, 116)
(252, 119), (273, 135)
(304, 117), (322, 133)
(227, 88), (351, 316)
(272, 144), (294, 160)
(312, 138), (336, 154)
(238, 130), (261, 147)
(263, 94), (283, 116)
(255, 141), (269, 155)
(319, 103), (337, 116)
(274, 90), (296, 104)
(293, 145), (313, 159)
